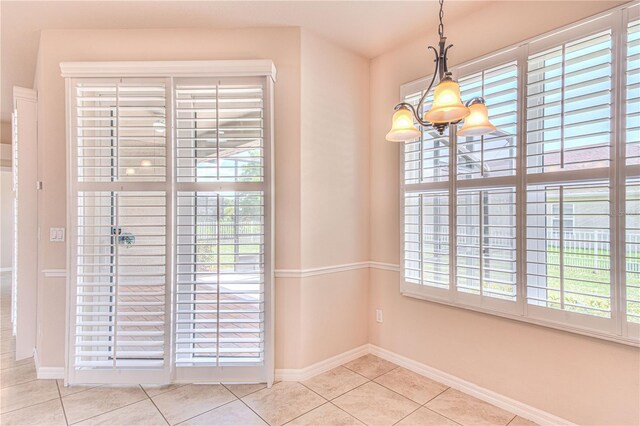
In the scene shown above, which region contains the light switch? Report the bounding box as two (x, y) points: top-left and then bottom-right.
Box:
(50, 227), (65, 242)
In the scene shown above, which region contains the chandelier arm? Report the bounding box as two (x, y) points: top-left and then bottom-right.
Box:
(442, 44), (454, 75)
(415, 50), (440, 116)
(464, 96), (487, 107)
(393, 102), (433, 128)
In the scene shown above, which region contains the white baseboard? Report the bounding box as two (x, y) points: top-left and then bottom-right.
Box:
(275, 344), (369, 382)
(368, 344), (574, 426)
(274, 343), (572, 426)
(33, 348), (65, 380)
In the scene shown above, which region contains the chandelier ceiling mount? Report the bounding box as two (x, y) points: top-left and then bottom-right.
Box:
(386, 0), (496, 142)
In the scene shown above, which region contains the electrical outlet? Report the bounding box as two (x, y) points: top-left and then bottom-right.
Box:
(376, 309), (383, 323)
(50, 227), (65, 242)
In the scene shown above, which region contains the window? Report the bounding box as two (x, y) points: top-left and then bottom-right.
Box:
(626, 18), (640, 333)
(400, 6), (639, 344)
(64, 61), (275, 384)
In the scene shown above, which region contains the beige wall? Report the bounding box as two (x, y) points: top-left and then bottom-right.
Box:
(368, 2), (639, 425)
(301, 30), (370, 269)
(35, 26), (370, 370)
(295, 31), (370, 366)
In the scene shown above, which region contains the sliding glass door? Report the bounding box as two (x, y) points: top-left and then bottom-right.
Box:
(67, 72), (273, 385)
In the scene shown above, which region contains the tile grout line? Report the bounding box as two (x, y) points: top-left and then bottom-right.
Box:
(174, 396), (240, 425)
(57, 383), (103, 399)
(327, 400), (367, 425)
(417, 387), (466, 426)
(328, 378), (374, 403)
(505, 413), (519, 425)
(390, 403), (423, 426)
(0, 393), (60, 415)
(420, 388), (494, 426)
(140, 384), (171, 426)
(56, 379), (71, 426)
(281, 400), (332, 426)
(221, 383), (267, 399)
(389, 385), (454, 426)
(330, 362), (468, 426)
(237, 395), (273, 425)
(266, 381), (327, 425)
(64, 389), (149, 425)
(0, 374), (40, 390)
(141, 382), (188, 398)
(321, 378), (373, 402)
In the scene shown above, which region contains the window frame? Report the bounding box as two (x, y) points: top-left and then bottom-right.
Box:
(398, 4), (639, 346)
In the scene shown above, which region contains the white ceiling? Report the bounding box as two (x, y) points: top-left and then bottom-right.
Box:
(0, 0), (495, 122)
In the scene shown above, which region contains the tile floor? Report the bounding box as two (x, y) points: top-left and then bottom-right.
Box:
(0, 273), (537, 426)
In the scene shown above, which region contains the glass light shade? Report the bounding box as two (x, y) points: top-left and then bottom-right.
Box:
(456, 102), (496, 137)
(386, 107), (421, 142)
(423, 79), (470, 124)
(140, 159), (152, 167)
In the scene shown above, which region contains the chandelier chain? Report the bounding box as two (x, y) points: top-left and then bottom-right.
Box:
(438, 0), (444, 38)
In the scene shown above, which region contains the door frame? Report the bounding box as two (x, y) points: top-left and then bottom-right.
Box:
(13, 87), (38, 361)
(62, 61), (276, 385)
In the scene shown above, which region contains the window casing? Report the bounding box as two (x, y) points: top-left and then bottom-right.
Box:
(400, 5), (639, 345)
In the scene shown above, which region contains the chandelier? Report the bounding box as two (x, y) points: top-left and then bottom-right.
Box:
(386, 0), (496, 142)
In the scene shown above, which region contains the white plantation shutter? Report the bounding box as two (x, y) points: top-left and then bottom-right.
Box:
(176, 192), (264, 364)
(403, 191), (449, 290)
(76, 82), (167, 182)
(174, 77), (270, 379)
(458, 62), (518, 179)
(626, 179), (640, 325)
(401, 59), (520, 313)
(403, 89), (449, 185)
(524, 28), (616, 332)
(454, 61), (519, 312)
(66, 62), (275, 384)
(626, 20), (639, 166)
(69, 78), (171, 383)
(402, 87), (453, 297)
(526, 183), (613, 328)
(456, 188), (517, 304)
(526, 30), (612, 173)
(76, 192), (166, 367)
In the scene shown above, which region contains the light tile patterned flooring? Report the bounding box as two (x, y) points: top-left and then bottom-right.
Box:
(0, 273), (537, 426)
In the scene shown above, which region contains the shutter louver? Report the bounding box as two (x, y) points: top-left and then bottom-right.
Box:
(527, 31), (612, 173)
